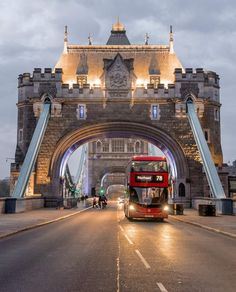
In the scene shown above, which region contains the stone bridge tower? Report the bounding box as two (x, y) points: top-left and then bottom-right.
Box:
(88, 138), (148, 194)
(11, 20), (226, 205)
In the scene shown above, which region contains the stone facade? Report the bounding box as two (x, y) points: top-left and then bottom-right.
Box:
(11, 22), (224, 205)
(87, 138), (148, 194)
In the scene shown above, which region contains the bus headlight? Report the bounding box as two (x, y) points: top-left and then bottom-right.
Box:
(129, 205), (135, 211)
(163, 205), (169, 211)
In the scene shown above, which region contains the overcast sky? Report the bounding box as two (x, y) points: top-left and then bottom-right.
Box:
(0, 0), (235, 178)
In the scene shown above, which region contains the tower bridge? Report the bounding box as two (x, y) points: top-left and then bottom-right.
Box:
(10, 20), (227, 206)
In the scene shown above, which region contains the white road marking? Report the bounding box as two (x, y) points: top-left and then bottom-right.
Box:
(117, 210), (120, 292)
(135, 249), (151, 269)
(116, 257), (120, 292)
(124, 234), (134, 245)
(156, 282), (168, 292)
(119, 225), (133, 244)
(119, 225), (124, 232)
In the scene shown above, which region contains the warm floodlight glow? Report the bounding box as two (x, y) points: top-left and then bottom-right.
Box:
(67, 80), (75, 89)
(136, 79), (148, 87)
(92, 78), (101, 87)
(163, 205), (169, 211)
(161, 79), (171, 89)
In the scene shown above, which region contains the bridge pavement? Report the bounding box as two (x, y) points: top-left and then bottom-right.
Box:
(0, 201), (236, 240)
(0, 200), (93, 239)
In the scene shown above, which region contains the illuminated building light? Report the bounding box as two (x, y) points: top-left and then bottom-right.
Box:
(136, 79), (148, 87)
(66, 80), (76, 89)
(161, 80), (171, 89)
(93, 78), (101, 87)
(163, 205), (169, 211)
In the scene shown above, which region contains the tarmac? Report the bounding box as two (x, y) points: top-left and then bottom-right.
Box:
(0, 202), (236, 239)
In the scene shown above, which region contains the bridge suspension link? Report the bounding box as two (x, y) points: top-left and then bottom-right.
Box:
(186, 100), (225, 199)
(12, 103), (51, 198)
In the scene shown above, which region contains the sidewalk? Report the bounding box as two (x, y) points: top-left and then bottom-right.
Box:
(170, 209), (236, 238)
(0, 206), (236, 240)
(0, 201), (92, 239)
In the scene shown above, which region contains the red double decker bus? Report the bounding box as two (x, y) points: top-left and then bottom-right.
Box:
(124, 156), (169, 221)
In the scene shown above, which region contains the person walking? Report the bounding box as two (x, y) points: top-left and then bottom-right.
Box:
(92, 196), (98, 208)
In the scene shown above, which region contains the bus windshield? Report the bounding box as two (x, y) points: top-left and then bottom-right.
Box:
(131, 160), (167, 172)
(129, 187), (168, 205)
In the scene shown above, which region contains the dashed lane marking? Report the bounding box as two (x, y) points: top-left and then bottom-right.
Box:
(124, 233), (134, 245)
(119, 225), (133, 244)
(156, 282), (168, 292)
(119, 225), (124, 232)
(135, 249), (151, 269)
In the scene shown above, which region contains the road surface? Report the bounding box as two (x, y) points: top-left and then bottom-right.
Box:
(0, 201), (235, 291)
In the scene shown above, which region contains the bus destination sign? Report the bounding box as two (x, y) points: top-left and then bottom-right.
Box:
(135, 175), (163, 183)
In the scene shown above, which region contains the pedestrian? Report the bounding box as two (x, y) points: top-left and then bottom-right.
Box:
(92, 196), (97, 208)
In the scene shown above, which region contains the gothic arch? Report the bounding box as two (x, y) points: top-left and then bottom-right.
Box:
(178, 182), (186, 197)
(49, 122), (189, 200)
(96, 140), (102, 153)
(134, 140), (141, 153)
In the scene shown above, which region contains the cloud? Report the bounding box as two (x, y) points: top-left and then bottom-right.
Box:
(0, 0), (236, 178)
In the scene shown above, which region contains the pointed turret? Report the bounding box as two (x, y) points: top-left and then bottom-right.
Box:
(169, 25), (174, 54)
(145, 33), (149, 45)
(63, 25), (68, 54)
(76, 52), (88, 86)
(149, 54), (160, 87)
(149, 54), (160, 75)
(106, 18), (130, 45)
(88, 33), (92, 45)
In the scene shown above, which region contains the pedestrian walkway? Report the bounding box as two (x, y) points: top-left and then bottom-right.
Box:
(0, 205), (236, 240)
(0, 201), (92, 239)
(170, 208), (236, 238)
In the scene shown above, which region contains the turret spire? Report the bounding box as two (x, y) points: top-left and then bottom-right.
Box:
(106, 18), (130, 45)
(169, 25), (174, 54)
(63, 25), (68, 54)
(88, 33), (92, 45)
(145, 33), (149, 45)
(112, 16), (125, 32)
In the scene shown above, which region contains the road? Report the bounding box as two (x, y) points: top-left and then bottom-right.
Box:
(0, 201), (236, 292)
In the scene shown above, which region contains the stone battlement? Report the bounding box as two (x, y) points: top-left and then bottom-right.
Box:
(174, 68), (219, 86)
(18, 68), (63, 86)
(17, 67), (220, 102)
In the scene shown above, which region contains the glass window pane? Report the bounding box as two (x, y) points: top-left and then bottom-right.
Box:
(79, 105), (84, 118)
(111, 139), (124, 152)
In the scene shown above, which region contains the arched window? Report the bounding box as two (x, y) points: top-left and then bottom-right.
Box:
(96, 140), (102, 153)
(204, 129), (210, 143)
(42, 93), (52, 104)
(150, 104), (159, 120)
(179, 183), (185, 197)
(214, 109), (220, 121)
(76, 104), (87, 120)
(135, 141), (141, 153)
